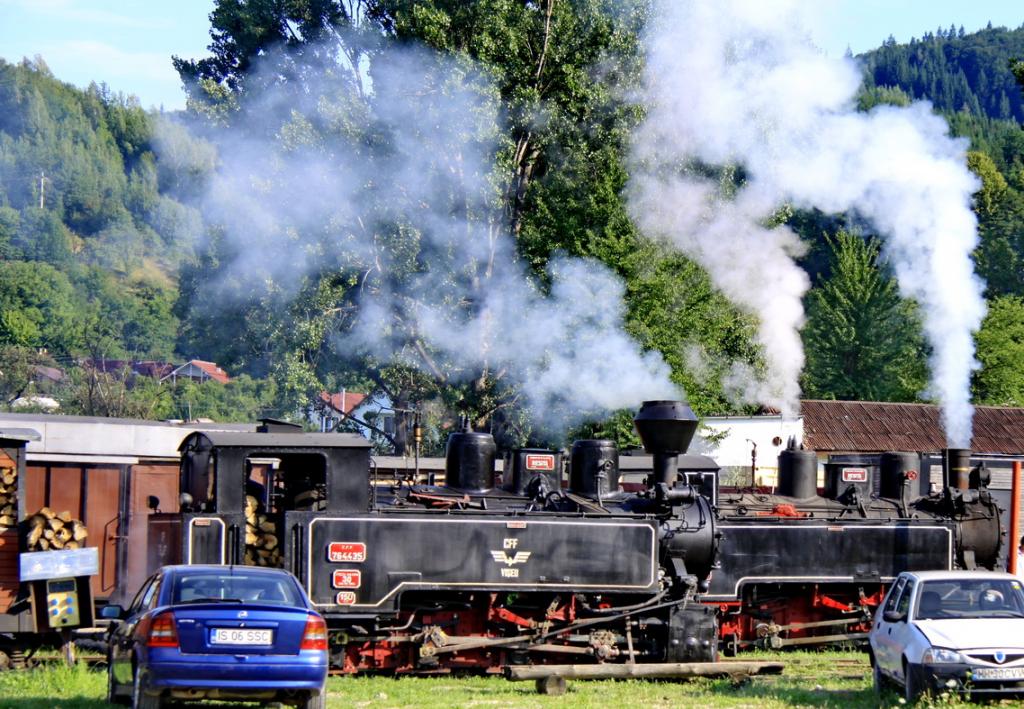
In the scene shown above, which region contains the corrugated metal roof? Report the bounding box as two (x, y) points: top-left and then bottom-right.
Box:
(801, 400), (1024, 454)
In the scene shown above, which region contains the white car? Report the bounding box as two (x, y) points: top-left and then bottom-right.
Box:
(869, 569), (1024, 702)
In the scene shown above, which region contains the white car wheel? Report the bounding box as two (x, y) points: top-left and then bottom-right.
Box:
(903, 662), (922, 704)
(872, 659), (887, 693)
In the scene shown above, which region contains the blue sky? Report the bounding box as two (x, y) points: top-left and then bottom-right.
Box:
(0, 0), (1021, 111)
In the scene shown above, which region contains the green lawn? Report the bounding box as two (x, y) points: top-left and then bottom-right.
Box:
(0, 651), (1007, 708)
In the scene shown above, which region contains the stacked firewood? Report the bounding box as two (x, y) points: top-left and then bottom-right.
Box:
(243, 495), (281, 567)
(25, 508), (88, 551)
(0, 466), (16, 532)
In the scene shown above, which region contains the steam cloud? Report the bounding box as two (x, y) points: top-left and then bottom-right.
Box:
(161, 43), (677, 436)
(630, 0), (986, 445)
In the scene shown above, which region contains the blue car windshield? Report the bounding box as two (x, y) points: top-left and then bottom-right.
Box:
(172, 571), (303, 606)
(916, 578), (1024, 620)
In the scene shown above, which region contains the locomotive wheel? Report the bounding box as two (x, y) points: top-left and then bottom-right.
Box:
(535, 675), (567, 696)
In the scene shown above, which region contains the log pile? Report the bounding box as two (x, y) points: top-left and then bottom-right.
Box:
(243, 495), (281, 567)
(0, 466), (16, 533)
(25, 508), (88, 551)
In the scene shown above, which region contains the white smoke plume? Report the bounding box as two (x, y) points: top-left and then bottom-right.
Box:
(161, 41), (678, 437)
(630, 0), (986, 444)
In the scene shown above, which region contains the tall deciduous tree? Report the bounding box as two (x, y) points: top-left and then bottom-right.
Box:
(175, 0), (758, 449)
(801, 231), (928, 402)
(973, 295), (1024, 406)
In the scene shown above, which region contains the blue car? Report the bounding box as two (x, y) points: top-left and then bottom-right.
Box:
(103, 564), (328, 709)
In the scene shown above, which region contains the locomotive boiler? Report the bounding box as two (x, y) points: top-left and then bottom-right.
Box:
(152, 400), (722, 672)
(709, 441), (1004, 651)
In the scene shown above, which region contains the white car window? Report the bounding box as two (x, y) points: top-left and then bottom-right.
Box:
(895, 579), (915, 617)
(884, 577), (907, 614)
(915, 578), (1024, 620)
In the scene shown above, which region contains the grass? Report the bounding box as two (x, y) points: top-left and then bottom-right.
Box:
(0, 650), (1012, 708)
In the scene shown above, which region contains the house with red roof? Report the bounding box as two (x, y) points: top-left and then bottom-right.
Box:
(160, 360), (231, 385)
(311, 389), (393, 438)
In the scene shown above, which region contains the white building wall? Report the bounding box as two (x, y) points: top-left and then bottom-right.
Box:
(692, 415), (805, 486)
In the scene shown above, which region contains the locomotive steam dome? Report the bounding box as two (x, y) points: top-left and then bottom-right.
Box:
(445, 431), (497, 492)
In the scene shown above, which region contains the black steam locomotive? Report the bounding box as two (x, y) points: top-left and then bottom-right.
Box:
(147, 398), (1006, 670)
(153, 401), (721, 672)
(710, 443), (1003, 651)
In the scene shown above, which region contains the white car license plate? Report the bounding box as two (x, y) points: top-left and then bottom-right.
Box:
(210, 628), (273, 646)
(972, 666), (1024, 680)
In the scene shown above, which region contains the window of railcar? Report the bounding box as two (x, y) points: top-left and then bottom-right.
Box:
(181, 442), (215, 511)
(275, 452), (328, 512)
(245, 457), (279, 513)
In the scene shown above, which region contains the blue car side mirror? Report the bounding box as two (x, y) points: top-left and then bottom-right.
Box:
(100, 604), (125, 620)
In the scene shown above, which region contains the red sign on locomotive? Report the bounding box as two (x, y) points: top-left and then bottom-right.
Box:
(327, 542), (367, 563)
(332, 569), (362, 589)
(525, 454), (556, 471)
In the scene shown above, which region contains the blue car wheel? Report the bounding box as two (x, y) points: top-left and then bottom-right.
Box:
(301, 686), (326, 709)
(131, 666), (162, 709)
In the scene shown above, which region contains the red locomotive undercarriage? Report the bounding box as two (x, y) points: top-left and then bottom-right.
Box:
(331, 593), (660, 673)
(715, 583), (887, 653)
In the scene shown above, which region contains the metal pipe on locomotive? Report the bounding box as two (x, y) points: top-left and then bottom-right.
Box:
(156, 401), (721, 671)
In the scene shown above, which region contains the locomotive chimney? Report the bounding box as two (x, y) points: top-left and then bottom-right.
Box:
(944, 448), (972, 490)
(633, 400), (698, 487)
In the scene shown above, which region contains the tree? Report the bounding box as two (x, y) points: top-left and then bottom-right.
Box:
(802, 231), (928, 401)
(0, 260), (82, 354)
(973, 295), (1024, 406)
(1011, 57), (1024, 93)
(967, 151), (1008, 216)
(169, 374), (277, 422)
(59, 365), (172, 419)
(0, 345), (57, 409)
(173, 0), (710, 450)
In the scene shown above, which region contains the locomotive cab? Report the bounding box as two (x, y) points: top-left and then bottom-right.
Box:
(149, 430), (371, 572)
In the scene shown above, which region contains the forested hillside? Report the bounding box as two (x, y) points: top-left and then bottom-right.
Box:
(0, 59), (274, 422)
(0, 58), (188, 361)
(861, 23), (1024, 123)
(2, 8), (1024, 450)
